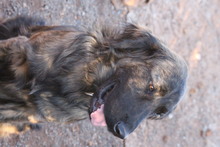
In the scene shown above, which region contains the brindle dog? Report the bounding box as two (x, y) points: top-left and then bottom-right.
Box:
(0, 16), (188, 139)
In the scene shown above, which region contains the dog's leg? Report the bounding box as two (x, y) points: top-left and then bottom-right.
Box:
(0, 82), (40, 120)
(31, 89), (91, 122)
(0, 37), (42, 137)
(0, 84), (42, 137)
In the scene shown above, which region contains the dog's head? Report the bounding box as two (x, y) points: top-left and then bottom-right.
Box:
(89, 24), (188, 139)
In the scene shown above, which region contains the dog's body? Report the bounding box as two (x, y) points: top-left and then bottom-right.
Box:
(0, 17), (187, 138)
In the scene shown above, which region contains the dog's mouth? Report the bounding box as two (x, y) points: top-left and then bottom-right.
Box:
(89, 82), (116, 127)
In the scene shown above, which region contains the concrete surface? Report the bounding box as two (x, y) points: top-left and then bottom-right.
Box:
(0, 0), (220, 147)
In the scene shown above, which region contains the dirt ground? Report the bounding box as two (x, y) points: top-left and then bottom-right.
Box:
(0, 0), (220, 147)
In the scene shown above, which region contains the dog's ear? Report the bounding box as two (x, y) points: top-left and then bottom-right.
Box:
(111, 24), (164, 59)
(113, 24), (159, 50)
(121, 24), (146, 39)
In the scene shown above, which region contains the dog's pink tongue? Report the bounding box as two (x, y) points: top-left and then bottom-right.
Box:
(90, 104), (107, 126)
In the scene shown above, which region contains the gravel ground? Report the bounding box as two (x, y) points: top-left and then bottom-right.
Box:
(0, 0), (220, 147)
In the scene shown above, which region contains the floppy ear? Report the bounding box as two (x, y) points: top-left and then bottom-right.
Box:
(111, 24), (165, 59)
(120, 24), (147, 39)
(113, 24), (158, 49)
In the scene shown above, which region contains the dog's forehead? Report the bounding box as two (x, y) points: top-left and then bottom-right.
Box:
(151, 59), (179, 80)
(127, 76), (148, 91)
(127, 67), (150, 89)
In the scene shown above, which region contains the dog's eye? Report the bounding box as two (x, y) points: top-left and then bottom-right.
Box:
(145, 81), (155, 99)
(149, 85), (154, 91)
(148, 81), (155, 92)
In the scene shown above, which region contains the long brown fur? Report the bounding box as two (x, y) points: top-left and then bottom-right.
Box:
(0, 16), (188, 138)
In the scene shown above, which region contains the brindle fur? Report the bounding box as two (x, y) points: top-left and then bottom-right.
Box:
(0, 16), (188, 138)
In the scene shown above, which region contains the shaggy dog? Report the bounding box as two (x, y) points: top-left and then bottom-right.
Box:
(0, 16), (187, 139)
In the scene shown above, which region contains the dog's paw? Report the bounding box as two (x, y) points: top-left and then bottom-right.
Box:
(0, 123), (41, 137)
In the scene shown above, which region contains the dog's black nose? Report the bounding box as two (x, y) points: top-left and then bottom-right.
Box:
(113, 121), (128, 139)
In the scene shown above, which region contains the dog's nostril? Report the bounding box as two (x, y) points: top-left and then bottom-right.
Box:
(113, 121), (128, 139)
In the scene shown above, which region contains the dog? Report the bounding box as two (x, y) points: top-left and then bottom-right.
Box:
(0, 16), (188, 139)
